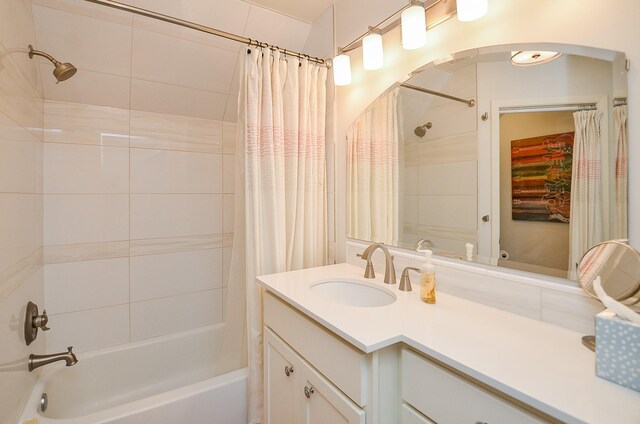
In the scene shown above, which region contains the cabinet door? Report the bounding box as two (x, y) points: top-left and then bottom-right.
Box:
(264, 331), (297, 424)
(401, 403), (436, 424)
(300, 361), (366, 424)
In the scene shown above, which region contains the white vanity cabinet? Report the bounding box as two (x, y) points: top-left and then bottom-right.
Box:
(401, 349), (547, 424)
(263, 292), (367, 424)
(264, 328), (365, 424)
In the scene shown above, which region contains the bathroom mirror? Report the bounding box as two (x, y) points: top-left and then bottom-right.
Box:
(578, 241), (640, 306)
(346, 43), (628, 283)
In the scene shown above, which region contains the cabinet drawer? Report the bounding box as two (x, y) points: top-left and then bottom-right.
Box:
(402, 349), (545, 424)
(264, 292), (368, 407)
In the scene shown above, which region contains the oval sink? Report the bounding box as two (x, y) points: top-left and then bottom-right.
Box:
(310, 279), (396, 307)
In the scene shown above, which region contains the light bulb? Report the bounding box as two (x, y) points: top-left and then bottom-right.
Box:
(362, 32), (383, 70)
(457, 0), (488, 22)
(333, 54), (352, 86)
(401, 4), (427, 50)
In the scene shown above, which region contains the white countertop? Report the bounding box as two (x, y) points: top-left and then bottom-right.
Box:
(257, 263), (640, 424)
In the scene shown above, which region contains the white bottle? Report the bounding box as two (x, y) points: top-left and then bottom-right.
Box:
(418, 249), (436, 304)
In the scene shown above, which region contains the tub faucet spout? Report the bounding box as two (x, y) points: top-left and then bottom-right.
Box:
(29, 346), (78, 372)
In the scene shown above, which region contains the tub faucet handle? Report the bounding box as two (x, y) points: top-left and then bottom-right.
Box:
(34, 309), (50, 331)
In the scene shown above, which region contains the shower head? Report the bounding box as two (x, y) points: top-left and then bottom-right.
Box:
(28, 45), (77, 83)
(414, 122), (432, 138)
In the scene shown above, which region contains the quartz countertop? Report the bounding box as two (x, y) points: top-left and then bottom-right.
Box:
(257, 263), (640, 424)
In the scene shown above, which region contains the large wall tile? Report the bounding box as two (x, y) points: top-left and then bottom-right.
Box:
(130, 110), (222, 153)
(130, 194), (222, 239)
(32, 5), (133, 77)
(46, 304), (129, 353)
(223, 154), (235, 193)
(41, 68), (131, 109)
(222, 122), (237, 154)
(131, 28), (237, 93)
(31, 0), (133, 26)
(417, 161), (477, 195)
(44, 194), (129, 245)
(130, 289), (223, 341)
(417, 194), (477, 230)
(131, 249), (222, 302)
(131, 149), (222, 193)
(44, 143), (129, 193)
(0, 140), (41, 193)
(130, 79), (227, 120)
(132, 0), (249, 51)
(44, 258), (129, 314)
(0, 194), (42, 273)
(223, 194), (235, 233)
(44, 100), (129, 147)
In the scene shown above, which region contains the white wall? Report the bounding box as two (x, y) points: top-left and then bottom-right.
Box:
(0, 1), (44, 422)
(335, 0), (640, 263)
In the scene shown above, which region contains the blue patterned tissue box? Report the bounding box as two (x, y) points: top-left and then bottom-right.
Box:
(595, 310), (640, 392)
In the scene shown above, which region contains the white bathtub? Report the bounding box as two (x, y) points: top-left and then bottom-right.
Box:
(19, 324), (248, 424)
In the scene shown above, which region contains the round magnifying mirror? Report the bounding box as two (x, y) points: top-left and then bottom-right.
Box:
(577, 240), (640, 351)
(578, 240), (640, 305)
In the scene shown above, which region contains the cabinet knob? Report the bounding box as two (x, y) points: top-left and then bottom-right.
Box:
(284, 365), (294, 377)
(304, 384), (315, 399)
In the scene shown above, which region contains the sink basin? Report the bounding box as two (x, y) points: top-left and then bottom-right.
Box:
(310, 279), (396, 307)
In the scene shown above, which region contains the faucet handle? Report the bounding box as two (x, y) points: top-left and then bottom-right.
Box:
(399, 267), (420, 291)
(358, 253), (375, 278)
(35, 309), (50, 331)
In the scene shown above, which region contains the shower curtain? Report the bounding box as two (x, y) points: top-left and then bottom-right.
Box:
(346, 88), (400, 245)
(613, 105), (628, 239)
(231, 48), (327, 424)
(568, 110), (604, 279)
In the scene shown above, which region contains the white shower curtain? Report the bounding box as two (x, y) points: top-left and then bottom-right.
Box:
(235, 48), (327, 424)
(613, 105), (628, 239)
(568, 110), (604, 279)
(346, 88), (400, 245)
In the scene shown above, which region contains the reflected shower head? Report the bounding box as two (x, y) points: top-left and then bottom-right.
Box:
(28, 45), (77, 83)
(414, 122), (432, 138)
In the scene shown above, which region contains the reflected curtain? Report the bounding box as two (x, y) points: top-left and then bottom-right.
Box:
(568, 110), (604, 279)
(613, 105), (628, 239)
(347, 88), (400, 245)
(236, 48), (327, 424)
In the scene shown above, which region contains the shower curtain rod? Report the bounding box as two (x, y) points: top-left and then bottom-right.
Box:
(82, 0), (327, 66)
(499, 104), (597, 114)
(400, 83), (476, 107)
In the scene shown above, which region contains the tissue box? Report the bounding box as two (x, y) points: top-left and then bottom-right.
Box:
(595, 310), (640, 392)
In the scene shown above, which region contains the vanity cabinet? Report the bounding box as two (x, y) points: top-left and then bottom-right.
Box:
(264, 328), (365, 424)
(401, 349), (546, 424)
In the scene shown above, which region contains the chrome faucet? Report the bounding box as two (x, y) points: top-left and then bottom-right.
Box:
(29, 346), (78, 372)
(360, 243), (396, 284)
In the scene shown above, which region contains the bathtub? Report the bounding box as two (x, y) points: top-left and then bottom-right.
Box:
(19, 324), (248, 423)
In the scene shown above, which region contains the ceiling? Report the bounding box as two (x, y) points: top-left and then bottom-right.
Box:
(246, 0), (334, 23)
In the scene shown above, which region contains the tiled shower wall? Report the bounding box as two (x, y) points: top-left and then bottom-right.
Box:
(42, 100), (237, 353)
(0, 1), (44, 421)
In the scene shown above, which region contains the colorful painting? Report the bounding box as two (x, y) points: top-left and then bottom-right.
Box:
(511, 132), (574, 223)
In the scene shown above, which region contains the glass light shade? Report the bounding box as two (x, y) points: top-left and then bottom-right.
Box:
(401, 5), (427, 50)
(362, 32), (384, 70)
(333, 54), (352, 86)
(511, 51), (563, 66)
(457, 0), (488, 22)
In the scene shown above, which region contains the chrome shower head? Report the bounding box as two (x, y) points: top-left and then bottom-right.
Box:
(414, 122), (432, 138)
(28, 45), (77, 83)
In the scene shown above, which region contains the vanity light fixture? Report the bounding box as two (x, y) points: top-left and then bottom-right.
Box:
(456, 0), (488, 22)
(362, 27), (384, 70)
(333, 51), (352, 86)
(511, 50), (563, 66)
(401, 1), (427, 50)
